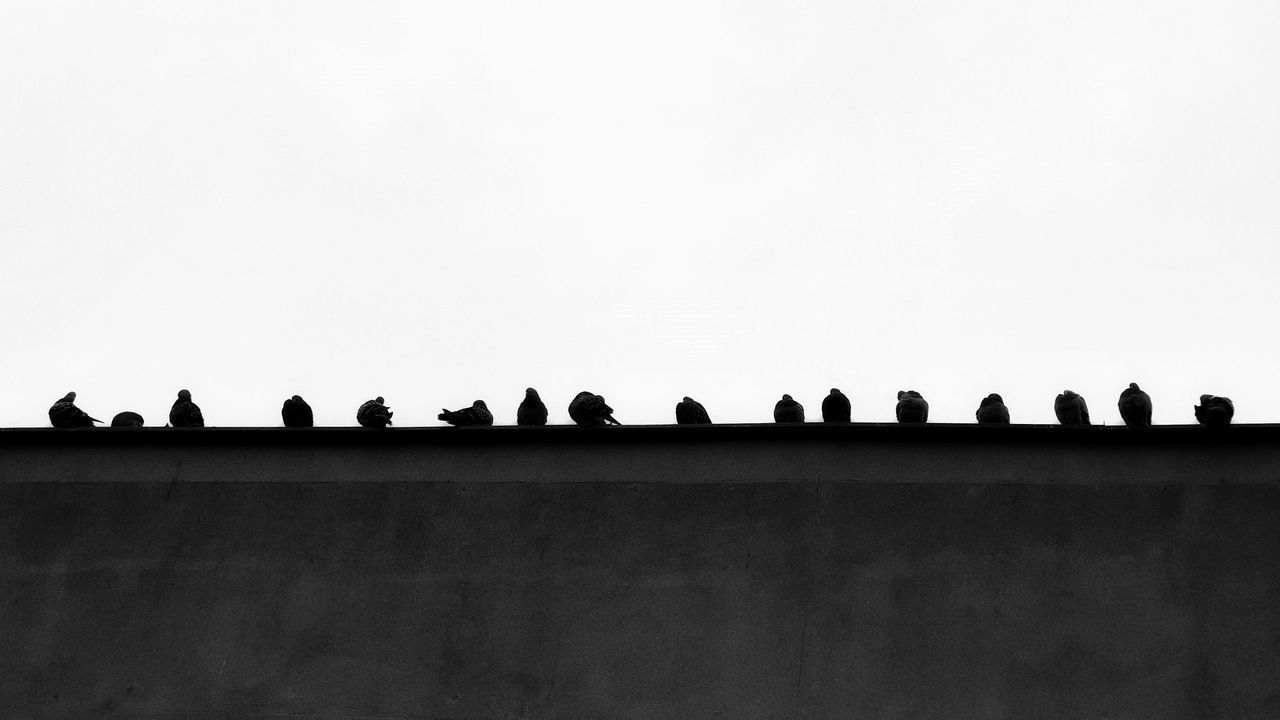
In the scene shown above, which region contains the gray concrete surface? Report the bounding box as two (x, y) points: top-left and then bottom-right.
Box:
(2, 425), (1279, 719)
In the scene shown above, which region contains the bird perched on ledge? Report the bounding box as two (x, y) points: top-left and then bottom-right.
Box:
(517, 388), (548, 426)
(1054, 390), (1090, 425)
(675, 397), (711, 424)
(169, 389), (204, 427)
(975, 394), (1010, 424)
(773, 394), (804, 423)
(822, 389), (851, 423)
(49, 392), (101, 428)
(282, 395), (314, 428)
(569, 391), (619, 426)
(357, 397), (393, 428)
(111, 411), (145, 428)
(896, 390), (928, 423)
(1194, 395), (1234, 428)
(1117, 383), (1152, 428)
(439, 400), (494, 427)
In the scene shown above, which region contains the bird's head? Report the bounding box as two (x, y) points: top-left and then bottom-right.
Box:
(1130, 383), (1141, 391)
(62, 391), (76, 402)
(291, 395), (303, 402)
(782, 394), (793, 402)
(375, 396), (385, 405)
(526, 388), (539, 397)
(987, 393), (1003, 404)
(830, 388), (841, 395)
(1062, 390), (1076, 399)
(683, 396), (694, 403)
(177, 389), (192, 401)
(474, 400), (487, 409)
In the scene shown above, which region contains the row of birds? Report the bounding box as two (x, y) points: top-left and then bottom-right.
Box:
(44, 384), (1237, 429)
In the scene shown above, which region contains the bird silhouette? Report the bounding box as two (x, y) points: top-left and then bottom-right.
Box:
(48, 392), (101, 428)
(1194, 395), (1234, 428)
(975, 394), (1010, 424)
(169, 389), (204, 427)
(568, 391), (619, 426)
(517, 388), (549, 426)
(110, 411), (145, 428)
(1117, 383), (1152, 428)
(896, 390), (929, 423)
(675, 397), (711, 424)
(357, 397), (393, 428)
(821, 388), (851, 422)
(1054, 390), (1090, 425)
(773, 394), (804, 423)
(439, 400), (494, 427)
(282, 395), (314, 428)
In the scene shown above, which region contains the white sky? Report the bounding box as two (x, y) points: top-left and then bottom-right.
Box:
(3, 1), (1279, 427)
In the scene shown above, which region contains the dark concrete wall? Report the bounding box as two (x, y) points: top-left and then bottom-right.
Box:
(3, 425), (1280, 719)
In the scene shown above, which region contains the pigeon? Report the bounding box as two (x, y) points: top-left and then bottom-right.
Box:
(568, 391), (620, 427)
(1054, 390), (1090, 425)
(675, 397), (711, 424)
(110, 411), (145, 428)
(1194, 394), (1234, 428)
(773, 394), (804, 423)
(517, 388), (548, 426)
(975, 394), (1010, 424)
(357, 397), (393, 428)
(282, 395), (314, 428)
(1117, 383), (1152, 428)
(821, 388), (851, 423)
(439, 400), (494, 427)
(48, 392), (101, 428)
(169, 389), (205, 427)
(896, 390), (929, 423)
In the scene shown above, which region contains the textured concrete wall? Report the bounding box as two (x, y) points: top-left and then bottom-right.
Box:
(2, 425), (1279, 719)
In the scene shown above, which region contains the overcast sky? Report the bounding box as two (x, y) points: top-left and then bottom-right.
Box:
(3, 1), (1279, 427)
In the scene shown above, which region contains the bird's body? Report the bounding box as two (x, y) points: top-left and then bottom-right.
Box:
(517, 388), (548, 426)
(48, 392), (101, 428)
(439, 400), (494, 427)
(773, 394), (804, 423)
(896, 390), (929, 423)
(169, 389), (204, 427)
(675, 397), (711, 424)
(1118, 383), (1152, 428)
(357, 397), (393, 428)
(282, 395), (314, 428)
(821, 388), (851, 423)
(975, 394), (1010, 424)
(1195, 395), (1234, 428)
(110, 411), (144, 428)
(568, 391), (619, 426)
(1054, 390), (1090, 425)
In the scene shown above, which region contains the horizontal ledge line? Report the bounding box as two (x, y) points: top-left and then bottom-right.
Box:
(0, 423), (1270, 448)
